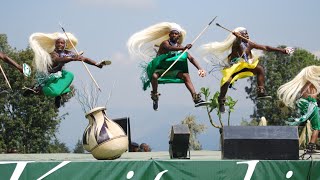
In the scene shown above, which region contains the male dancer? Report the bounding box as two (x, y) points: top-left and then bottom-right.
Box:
(127, 22), (207, 111)
(278, 66), (320, 153)
(200, 27), (293, 112)
(27, 32), (107, 107)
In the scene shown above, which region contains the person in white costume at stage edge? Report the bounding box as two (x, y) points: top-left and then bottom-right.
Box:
(278, 66), (320, 153)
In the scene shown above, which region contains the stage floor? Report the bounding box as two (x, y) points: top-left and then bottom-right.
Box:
(1, 151), (320, 179)
(0, 150), (318, 161)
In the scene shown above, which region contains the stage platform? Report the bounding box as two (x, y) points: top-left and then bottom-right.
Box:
(0, 151), (319, 179)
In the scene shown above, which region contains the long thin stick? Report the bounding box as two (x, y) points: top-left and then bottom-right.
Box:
(216, 23), (253, 43)
(160, 16), (217, 78)
(0, 64), (11, 90)
(59, 23), (102, 92)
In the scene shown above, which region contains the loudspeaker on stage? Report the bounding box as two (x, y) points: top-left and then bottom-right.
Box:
(222, 126), (299, 160)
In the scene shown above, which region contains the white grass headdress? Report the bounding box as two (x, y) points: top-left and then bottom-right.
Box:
(127, 22), (186, 60)
(277, 65), (320, 108)
(198, 27), (246, 65)
(29, 32), (78, 73)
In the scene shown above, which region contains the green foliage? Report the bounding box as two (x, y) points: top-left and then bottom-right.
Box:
(201, 87), (237, 128)
(48, 139), (70, 153)
(201, 87), (218, 113)
(73, 139), (85, 153)
(245, 47), (319, 125)
(240, 118), (259, 126)
(0, 34), (73, 153)
(181, 115), (207, 150)
(225, 96), (237, 113)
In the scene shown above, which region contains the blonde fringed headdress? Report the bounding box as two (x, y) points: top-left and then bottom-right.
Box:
(127, 22), (186, 60)
(29, 32), (78, 73)
(277, 66), (320, 108)
(198, 27), (247, 65)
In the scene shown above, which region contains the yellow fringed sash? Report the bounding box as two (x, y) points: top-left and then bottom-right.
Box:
(220, 57), (259, 86)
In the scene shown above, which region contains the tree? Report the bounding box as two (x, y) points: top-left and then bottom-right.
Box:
(73, 139), (85, 153)
(48, 139), (70, 153)
(0, 34), (73, 153)
(245, 47), (319, 125)
(181, 115), (206, 150)
(240, 117), (267, 126)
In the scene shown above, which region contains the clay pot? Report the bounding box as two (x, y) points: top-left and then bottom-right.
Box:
(82, 107), (128, 160)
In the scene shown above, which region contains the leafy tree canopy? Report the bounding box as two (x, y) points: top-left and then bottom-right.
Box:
(245, 47), (319, 125)
(0, 34), (73, 153)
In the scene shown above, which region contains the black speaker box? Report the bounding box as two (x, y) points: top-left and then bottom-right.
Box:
(113, 117), (132, 151)
(169, 124), (190, 159)
(222, 126), (299, 160)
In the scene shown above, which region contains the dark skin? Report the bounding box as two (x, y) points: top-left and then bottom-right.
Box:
(228, 30), (287, 60)
(0, 52), (23, 74)
(139, 143), (150, 152)
(26, 38), (104, 94)
(50, 38), (104, 72)
(219, 30), (290, 100)
(152, 30), (205, 96)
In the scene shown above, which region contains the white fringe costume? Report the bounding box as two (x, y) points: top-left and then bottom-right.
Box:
(199, 27), (247, 66)
(277, 66), (320, 130)
(277, 66), (320, 108)
(29, 32), (78, 74)
(127, 22), (186, 60)
(198, 27), (260, 87)
(28, 32), (78, 97)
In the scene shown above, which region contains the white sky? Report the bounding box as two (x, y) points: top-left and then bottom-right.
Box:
(1, 0), (320, 151)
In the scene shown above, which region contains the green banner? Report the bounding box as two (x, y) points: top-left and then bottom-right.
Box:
(0, 160), (319, 180)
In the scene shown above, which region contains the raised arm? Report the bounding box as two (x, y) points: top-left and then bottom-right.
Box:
(0, 52), (23, 73)
(250, 42), (287, 54)
(232, 31), (289, 54)
(76, 56), (104, 68)
(51, 51), (103, 68)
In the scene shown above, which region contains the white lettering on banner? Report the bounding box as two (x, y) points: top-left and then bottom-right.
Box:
(0, 161), (70, 180)
(126, 171), (134, 179)
(0, 160), (295, 179)
(154, 170), (168, 180)
(126, 170), (168, 180)
(236, 160), (259, 180)
(0, 161), (34, 180)
(37, 161), (71, 180)
(286, 171), (293, 178)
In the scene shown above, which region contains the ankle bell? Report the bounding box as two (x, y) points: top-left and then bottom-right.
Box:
(257, 86), (266, 94)
(192, 93), (201, 101)
(151, 91), (160, 101)
(307, 143), (317, 150)
(218, 97), (226, 104)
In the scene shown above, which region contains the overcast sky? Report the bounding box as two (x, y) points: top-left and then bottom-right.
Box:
(1, 0), (320, 151)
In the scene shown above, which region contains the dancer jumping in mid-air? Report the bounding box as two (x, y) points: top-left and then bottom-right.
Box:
(278, 65), (320, 153)
(199, 25), (293, 113)
(127, 22), (207, 111)
(26, 32), (108, 107)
